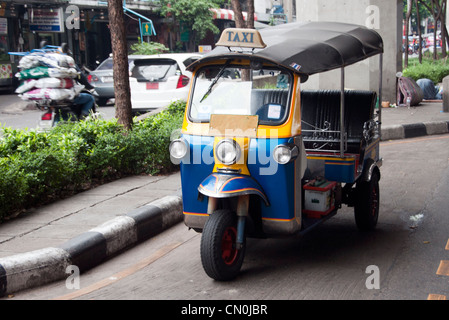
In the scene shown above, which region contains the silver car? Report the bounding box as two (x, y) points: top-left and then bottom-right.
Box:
(88, 55), (148, 106)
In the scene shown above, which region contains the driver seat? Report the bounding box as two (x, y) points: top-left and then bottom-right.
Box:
(252, 89), (288, 121)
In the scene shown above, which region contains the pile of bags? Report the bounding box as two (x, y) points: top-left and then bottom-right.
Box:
(15, 51), (83, 101)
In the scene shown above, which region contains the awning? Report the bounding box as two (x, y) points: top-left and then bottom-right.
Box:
(210, 8), (257, 21)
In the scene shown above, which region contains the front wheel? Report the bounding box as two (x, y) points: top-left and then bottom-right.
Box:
(354, 171), (380, 231)
(200, 210), (245, 281)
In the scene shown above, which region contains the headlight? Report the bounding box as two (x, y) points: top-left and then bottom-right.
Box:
(215, 139), (241, 165)
(169, 138), (188, 160)
(273, 144), (299, 164)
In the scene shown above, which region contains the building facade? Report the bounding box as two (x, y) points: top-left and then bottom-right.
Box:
(295, 0), (402, 103)
(0, 0), (161, 74)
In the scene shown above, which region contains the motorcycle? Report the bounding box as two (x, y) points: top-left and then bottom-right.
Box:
(8, 43), (100, 130)
(36, 89), (99, 130)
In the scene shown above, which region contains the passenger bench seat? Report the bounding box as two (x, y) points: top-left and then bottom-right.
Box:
(301, 90), (377, 154)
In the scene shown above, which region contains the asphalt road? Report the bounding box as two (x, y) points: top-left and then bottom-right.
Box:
(7, 134), (449, 302)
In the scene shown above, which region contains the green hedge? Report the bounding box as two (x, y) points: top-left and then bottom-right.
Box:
(0, 100), (185, 221)
(403, 58), (449, 84)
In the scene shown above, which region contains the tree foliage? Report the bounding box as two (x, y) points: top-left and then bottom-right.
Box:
(403, 0), (431, 19)
(0, 101), (186, 221)
(419, 0), (448, 59)
(403, 0), (448, 62)
(158, 0), (224, 50)
(130, 40), (169, 55)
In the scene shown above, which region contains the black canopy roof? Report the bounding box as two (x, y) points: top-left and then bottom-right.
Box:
(187, 21), (383, 80)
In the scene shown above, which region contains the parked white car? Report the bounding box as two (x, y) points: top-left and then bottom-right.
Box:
(129, 53), (202, 114)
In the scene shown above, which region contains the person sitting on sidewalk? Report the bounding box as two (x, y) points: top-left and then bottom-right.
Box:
(417, 78), (442, 100)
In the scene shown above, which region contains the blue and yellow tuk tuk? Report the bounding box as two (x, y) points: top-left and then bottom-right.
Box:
(169, 21), (384, 280)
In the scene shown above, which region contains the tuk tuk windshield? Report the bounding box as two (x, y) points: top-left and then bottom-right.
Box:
(189, 64), (292, 125)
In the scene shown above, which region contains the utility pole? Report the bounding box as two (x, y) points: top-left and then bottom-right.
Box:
(285, 0), (293, 23)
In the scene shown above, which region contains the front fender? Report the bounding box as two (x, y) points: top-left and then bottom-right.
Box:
(198, 173), (269, 206)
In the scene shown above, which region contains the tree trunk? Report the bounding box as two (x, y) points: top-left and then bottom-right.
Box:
(438, 0), (447, 58)
(415, 0), (423, 63)
(108, 0), (133, 131)
(405, 0), (413, 68)
(444, 24), (449, 51)
(247, 0), (255, 29)
(431, 0), (438, 59)
(444, 2), (449, 54)
(431, 0), (446, 58)
(231, 0), (245, 28)
(420, 0), (447, 59)
(230, 0), (254, 82)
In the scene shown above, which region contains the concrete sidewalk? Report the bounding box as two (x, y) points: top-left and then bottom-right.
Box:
(0, 174), (182, 257)
(0, 173), (183, 296)
(1, 100), (449, 297)
(381, 102), (449, 140)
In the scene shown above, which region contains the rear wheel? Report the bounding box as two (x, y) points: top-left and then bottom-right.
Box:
(200, 210), (245, 281)
(354, 171), (380, 231)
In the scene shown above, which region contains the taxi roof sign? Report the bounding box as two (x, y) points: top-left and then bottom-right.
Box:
(216, 28), (267, 49)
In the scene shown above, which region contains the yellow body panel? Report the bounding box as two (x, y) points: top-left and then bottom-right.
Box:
(181, 71), (302, 139)
(212, 136), (250, 175)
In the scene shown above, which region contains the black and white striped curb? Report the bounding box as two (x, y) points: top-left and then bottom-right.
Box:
(381, 121), (449, 141)
(0, 195), (182, 297)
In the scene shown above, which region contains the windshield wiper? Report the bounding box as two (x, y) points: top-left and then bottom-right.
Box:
(199, 60), (232, 103)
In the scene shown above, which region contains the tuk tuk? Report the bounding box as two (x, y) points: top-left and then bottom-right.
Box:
(169, 21), (384, 280)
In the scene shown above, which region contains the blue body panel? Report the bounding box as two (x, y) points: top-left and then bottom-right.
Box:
(199, 173), (269, 205)
(324, 158), (356, 183)
(247, 138), (295, 220)
(180, 134), (296, 221)
(179, 135), (215, 215)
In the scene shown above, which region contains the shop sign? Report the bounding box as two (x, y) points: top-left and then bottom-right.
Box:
(29, 8), (65, 33)
(141, 22), (152, 36)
